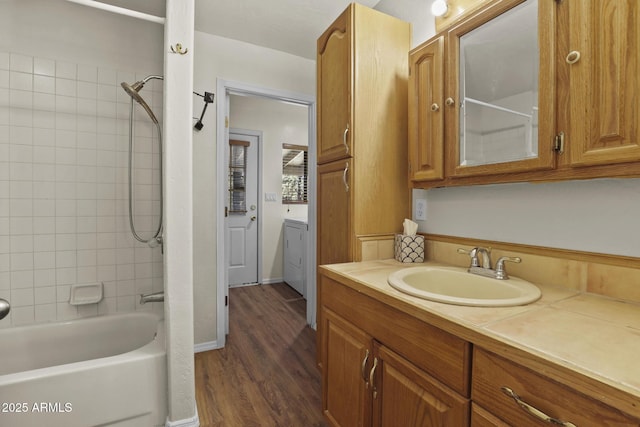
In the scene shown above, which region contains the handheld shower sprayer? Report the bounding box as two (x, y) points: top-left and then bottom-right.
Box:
(121, 75), (164, 247)
(120, 75), (163, 124)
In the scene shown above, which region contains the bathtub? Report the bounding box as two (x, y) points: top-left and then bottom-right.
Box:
(0, 312), (167, 427)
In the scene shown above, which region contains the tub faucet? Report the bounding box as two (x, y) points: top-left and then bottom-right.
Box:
(140, 291), (164, 305)
(0, 298), (10, 320)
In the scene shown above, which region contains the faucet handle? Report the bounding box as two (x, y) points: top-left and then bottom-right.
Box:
(495, 256), (521, 280)
(457, 247), (480, 268)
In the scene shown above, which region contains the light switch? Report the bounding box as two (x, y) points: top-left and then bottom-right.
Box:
(265, 192), (278, 202)
(415, 199), (427, 221)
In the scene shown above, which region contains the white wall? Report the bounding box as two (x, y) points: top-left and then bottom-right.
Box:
(0, 0), (164, 327)
(229, 95), (308, 283)
(192, 31), (314, 345)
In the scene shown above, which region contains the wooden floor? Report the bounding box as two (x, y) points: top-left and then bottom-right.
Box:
(195, 283), (327, 427)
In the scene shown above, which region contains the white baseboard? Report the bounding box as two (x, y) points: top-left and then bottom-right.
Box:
(261, 277), (284, 285)
(165, 406), (199, 427)
(194, 340), (221, 353)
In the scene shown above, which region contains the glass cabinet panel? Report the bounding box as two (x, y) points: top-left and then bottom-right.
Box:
(447, 0), (555, 177)
(459, 0), (538, 166)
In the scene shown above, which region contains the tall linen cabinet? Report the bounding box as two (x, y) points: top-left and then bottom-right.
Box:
(316, 3), (411, 266)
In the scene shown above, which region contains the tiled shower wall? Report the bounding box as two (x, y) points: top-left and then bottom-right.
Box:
(0, 51), (163, 327)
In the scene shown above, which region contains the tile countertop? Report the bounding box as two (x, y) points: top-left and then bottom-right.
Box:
(319, 259), (640, 410)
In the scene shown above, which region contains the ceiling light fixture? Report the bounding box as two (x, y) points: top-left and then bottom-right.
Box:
(431, 0), (449, 17)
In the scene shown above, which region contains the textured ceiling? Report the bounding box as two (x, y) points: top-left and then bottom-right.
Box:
(95, 0), (381, 59)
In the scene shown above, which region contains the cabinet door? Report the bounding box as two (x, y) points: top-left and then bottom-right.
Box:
(317, 6), (352, 165)
(372, 343), (469, 427)
(445, 0), (556, 178)
(322, 308), (372, 427)
(317, 159), (352, 265)
(567, 0), (640, 166)
(408, 35), (445, 182)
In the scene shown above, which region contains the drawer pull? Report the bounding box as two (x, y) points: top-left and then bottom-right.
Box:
(501, 387), (577, 427)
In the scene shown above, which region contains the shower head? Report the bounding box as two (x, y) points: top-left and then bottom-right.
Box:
(121, 75), (163, 124)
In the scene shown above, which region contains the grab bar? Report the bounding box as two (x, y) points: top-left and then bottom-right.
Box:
(140, 291), (164, 305)
(0, 298), (10, 320)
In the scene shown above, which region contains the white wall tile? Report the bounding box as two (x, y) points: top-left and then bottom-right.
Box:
(10, 54), (32, 73)
(10, 72), (33, 91)
(34, 286), (55, 304)
(34, 58), (55, 77)
(34, 303), (56, 322)
(0, 52), (9, 70)
(55, 61), (76, 80)
(11, 306), (34, 325)
(32, 217), (54, 234)
(3, 50), (163, 327)
(77, 64), (97, 83)
(11, 270), (33, 288)
(34, 269), (55, 287)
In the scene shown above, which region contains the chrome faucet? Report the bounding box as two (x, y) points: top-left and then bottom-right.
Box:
(458, 247), (521, 280)
(0, 298), (10, 320)
(475, 247), (493, 269)
(140, 291), (164, 305)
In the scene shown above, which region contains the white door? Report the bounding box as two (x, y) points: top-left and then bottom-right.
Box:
(226, 132), (259, 286)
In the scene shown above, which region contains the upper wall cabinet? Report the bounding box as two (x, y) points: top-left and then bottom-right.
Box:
(566, 1), (640, 167)
(317, 9), (351, 165)
(408, 35), (445, 181)
(410, 0), (640, 188)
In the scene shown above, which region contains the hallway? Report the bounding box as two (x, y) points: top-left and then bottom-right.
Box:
(195, 284), (326, 426)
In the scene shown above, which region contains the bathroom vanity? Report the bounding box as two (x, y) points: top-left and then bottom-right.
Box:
(317, 259), (640, 426)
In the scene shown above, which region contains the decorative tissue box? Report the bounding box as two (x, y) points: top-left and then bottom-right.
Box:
(394, 234), (425, 263)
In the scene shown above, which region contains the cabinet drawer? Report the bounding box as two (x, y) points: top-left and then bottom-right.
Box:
(472, 348), (639, 426)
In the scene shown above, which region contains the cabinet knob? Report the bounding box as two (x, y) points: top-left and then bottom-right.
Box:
(445, 97), (455, 107)
(565, 50), (581, 64)
(431, 103), (440, 112)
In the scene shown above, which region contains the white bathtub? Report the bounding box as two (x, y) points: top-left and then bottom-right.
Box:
(0, 312), (167, 427)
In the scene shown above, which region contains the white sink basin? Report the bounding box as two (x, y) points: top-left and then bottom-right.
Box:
(387, 266), (541, 307)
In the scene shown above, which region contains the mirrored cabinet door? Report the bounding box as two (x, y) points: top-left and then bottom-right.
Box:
(446, 0), (556, 178)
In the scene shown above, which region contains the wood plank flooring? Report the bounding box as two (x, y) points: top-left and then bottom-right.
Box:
(195, 283), (326, 427)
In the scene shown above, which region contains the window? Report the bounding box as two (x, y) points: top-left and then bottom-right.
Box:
(282, 144), (308, 204)
(229, 139), (248, 214)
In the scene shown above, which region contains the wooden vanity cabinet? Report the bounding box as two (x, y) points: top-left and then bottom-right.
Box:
(319, 274), (471, 427)
(472, 347), (640, 426)
(317, 4), (411, 265)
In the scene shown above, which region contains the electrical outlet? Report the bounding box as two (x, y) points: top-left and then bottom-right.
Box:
(415, 199), (427, 221)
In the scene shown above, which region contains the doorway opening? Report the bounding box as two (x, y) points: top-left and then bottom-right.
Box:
(216, 79), (316, 348)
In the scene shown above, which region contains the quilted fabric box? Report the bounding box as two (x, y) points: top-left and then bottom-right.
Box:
(394, 234), (425, 263)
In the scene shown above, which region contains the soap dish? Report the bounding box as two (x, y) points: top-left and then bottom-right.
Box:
(69, 283), (103, 305)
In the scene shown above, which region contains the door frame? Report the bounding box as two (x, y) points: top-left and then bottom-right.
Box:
(215, 78), (317, 348)
(227, 128), (262, 290)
